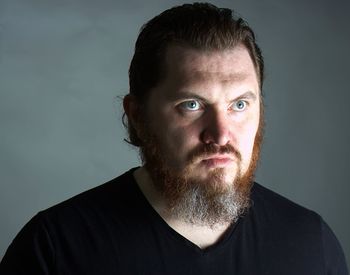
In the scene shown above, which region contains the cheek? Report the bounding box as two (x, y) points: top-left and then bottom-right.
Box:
(165, 125), (198, 151)
(158, 123), (200, 166)
(240, 131), (256, 156)
(236, 118), (260, 159)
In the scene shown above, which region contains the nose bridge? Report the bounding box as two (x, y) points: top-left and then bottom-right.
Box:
(202, 106), (231, 146)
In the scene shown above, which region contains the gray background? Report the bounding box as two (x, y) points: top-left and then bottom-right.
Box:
(0, 0), (349, 265)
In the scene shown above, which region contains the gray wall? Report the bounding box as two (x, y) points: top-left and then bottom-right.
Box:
(1, 0), (349, 265)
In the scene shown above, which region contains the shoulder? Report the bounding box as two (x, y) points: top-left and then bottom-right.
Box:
(247, 183), (349, 274)
(28, 167), (142, 241)
(250, 182), (321, 226)
(248, 182), (324, 255)
(0, 168), (142, 273)
(43, 167), (139, 216)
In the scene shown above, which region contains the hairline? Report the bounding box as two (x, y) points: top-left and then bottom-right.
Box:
(144, 42), (262, 102)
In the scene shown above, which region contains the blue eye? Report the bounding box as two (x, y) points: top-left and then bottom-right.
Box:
(180, 100), (201, 111)
(233, 100), (247, 111)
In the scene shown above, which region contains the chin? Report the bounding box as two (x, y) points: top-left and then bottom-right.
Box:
(189, 167), (238, 190)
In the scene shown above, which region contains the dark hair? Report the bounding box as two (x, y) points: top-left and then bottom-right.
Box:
(124, 2), (264, 146)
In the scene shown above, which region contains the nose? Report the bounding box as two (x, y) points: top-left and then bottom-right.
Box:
(200, 108), (232, 146)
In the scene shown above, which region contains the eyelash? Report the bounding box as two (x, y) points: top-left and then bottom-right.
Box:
(178, 100), (202, 111)
(178, 99), (249, 113)
(231, 100), (248, 111)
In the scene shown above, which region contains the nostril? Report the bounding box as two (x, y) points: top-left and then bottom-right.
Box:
(200, 122), (231, 146)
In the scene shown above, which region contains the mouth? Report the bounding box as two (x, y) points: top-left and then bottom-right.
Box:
(200, 155), (235, 168)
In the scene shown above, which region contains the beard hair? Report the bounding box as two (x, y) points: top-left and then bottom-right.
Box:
(138, 110), (264, 228)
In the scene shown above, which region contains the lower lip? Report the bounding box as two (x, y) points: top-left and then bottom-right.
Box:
(201, 158), (234, 168)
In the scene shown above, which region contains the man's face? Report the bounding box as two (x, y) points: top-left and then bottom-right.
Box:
(136, 44), (262, 225)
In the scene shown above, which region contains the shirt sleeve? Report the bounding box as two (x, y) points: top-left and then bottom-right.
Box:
(322, 219), (349, 275)
(0, 213), (55, 275)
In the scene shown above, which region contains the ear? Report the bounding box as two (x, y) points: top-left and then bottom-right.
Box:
(123, 94), (141, 131)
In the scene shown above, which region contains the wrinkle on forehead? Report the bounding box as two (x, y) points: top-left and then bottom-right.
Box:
(190, 70), (251, 84)
(163, 44), (258, 87)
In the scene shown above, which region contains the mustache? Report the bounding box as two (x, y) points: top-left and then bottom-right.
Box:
(187, 143), (241, 164)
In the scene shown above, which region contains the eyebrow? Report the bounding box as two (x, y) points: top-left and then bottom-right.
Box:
(168, 91), (207, 102)
(234, 91), (258, 101)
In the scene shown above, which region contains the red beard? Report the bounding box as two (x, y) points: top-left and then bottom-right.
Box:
(137, 109), (264, 226)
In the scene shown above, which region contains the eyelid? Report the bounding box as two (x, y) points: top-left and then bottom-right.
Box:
(232, 91), (258, 105)
(177, 99), (204, 111)
(230, 99), (249, 111)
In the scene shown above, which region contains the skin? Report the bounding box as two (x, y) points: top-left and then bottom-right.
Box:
(124, 44), (261, 248)
(143, 44), (259, 184)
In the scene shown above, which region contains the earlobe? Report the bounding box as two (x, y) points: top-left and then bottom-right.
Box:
(123, 94), (133, 119)
(123, 95), (140, 122)
(123, 94), (142, 135)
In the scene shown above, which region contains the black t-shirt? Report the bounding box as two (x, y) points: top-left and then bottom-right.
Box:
(1, 168), (348, 274)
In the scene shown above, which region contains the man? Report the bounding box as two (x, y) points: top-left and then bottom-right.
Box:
(0, 3), (348, 274)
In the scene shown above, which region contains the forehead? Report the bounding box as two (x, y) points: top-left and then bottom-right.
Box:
(160, 44), (259, 89)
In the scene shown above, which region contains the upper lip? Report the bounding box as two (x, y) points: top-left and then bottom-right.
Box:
(202, 154), (234, 161)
